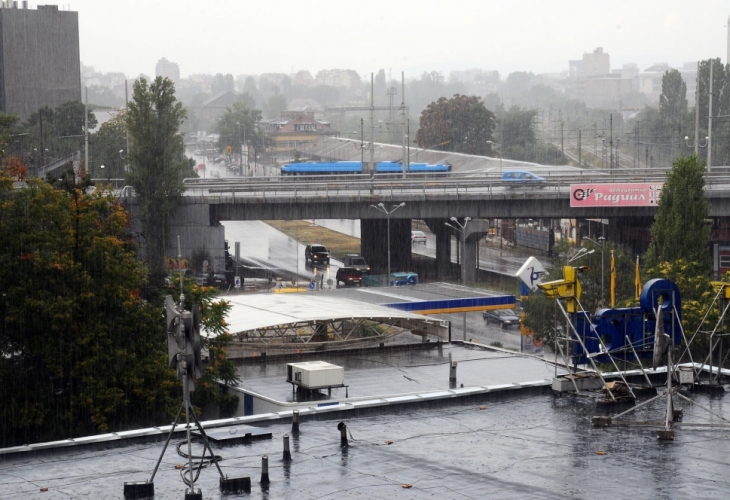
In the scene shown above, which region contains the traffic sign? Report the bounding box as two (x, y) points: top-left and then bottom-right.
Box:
(234, 276), (241, 288)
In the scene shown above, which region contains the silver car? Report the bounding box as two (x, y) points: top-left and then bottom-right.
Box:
(411, 230), (428, 244)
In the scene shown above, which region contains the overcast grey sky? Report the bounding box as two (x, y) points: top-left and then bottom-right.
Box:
(70, 0), (729, 79)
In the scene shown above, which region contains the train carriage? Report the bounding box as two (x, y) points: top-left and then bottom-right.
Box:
(280, 161), (451, 177)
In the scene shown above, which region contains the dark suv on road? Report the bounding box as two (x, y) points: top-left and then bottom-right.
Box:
(483, 309), (520, 329)
(305, 244), (330, 265)
(335, 267), (363, 287)
(207, 273), (229, 289)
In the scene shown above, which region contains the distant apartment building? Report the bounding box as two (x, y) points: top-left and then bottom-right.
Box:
(580, 47), (610, 78)
(293, 70), (314, 87)
(0, 3), (81, 121)
(155, 57), (180, 82)
(569, 48), (635, 108)
(449, 69), (500, 95)
(315, 69), (361, 88)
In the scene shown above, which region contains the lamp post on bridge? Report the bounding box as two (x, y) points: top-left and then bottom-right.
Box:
(370, 202), (405, 284)
(445, 217), (471, 285)
(445, 216), (471, 341)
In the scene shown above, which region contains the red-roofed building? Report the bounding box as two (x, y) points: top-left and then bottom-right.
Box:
(260, 111), (339, 158)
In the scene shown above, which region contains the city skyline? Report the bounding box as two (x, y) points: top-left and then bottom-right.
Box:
(70, 0), (729, 81)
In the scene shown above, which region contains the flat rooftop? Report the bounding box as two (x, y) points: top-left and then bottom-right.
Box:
(238, 343), (560, 403)
(3, 386), (729, 499)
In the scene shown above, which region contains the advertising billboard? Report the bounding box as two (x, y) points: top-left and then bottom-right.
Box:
(570, 183), (663, 208)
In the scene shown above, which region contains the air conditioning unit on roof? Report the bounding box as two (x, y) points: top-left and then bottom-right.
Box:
(286, 361), (344, 390)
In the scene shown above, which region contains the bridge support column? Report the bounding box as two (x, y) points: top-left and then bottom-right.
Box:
(361, 218), (412, 276)
(463, 235), (478, 283)
(426, 219), (451, 279)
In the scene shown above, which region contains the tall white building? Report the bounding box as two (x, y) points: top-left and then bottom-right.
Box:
(155, 58), (180, 83)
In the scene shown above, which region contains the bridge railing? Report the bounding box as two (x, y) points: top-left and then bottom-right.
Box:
(125, 166), (730, 201)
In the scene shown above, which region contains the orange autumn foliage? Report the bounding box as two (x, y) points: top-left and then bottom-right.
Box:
(4, 155), (28, 181)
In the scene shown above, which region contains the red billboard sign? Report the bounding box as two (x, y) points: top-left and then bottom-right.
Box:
(570, 182), (663, 208)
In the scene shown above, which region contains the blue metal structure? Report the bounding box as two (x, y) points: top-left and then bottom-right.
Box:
(382, 294), (516, 315)
(571, 279), (682, 364)
(281, 161), (451, 175)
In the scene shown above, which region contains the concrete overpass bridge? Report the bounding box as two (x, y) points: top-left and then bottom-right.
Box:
(135, 169), (730, 281)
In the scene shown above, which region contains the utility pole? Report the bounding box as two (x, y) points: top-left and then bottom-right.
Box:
(634, 120), (641, 168)
(708, 62), (713, 171)
(400, 71), (406, 178)
(694, 61), (700, 155)
(578, 129), (581, 166)
(39, 108), (44, 167)
(560, 121), (564, 155)
(125, 80), (130, 172)
(369, 73), (375, 176)
(84, 86), (88, 176)
(609, 114), (613, 172)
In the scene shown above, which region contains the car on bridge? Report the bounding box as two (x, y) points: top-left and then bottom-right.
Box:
(501, 170), (545, 187)
(305, 244), (330, 265)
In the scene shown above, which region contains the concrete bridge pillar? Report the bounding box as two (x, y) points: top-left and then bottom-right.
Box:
(425, 219), (451, 278)
(461, 220), (490, 283)
(361, 218), (412, 275)
(463, 235), (479, 282)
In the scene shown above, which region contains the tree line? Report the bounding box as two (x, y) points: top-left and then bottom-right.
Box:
(0, 77), (238, 448)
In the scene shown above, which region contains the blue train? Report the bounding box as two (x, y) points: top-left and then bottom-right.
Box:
(281, 161), (451, 176)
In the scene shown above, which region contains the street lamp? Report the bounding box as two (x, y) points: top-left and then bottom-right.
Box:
(445, 216), (471, 285)
(684, 135), (708, 149)
(445, 216), (471, 340)
(369, 202), (406, 284)
(236, 122), (247, 176)
(583, 236), (606, 306)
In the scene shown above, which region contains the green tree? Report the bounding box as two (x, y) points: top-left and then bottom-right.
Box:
(126, 77), (191, 291)
(659, 69), (688, 123)
(262, 94), (287, 119)
(415, 94), (496, 155)
(23, 101), (97, 168)
(211, 73), (235, 95)
(646, 154), (710, 274)
(90, 111), (127, 179)
(0, 175), (178, 447)
(215, 101), (263, 156)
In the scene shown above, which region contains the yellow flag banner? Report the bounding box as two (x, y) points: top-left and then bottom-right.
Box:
(635, 255), (641, 299)
(610, 250), (616, 308)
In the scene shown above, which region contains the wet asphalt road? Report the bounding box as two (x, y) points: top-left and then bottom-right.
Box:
(315, 219), (531, 276)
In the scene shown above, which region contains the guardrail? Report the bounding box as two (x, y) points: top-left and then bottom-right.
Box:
(117, 168), (730, 203)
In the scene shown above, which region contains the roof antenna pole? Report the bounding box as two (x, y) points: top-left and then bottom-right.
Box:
(401, 71), (407, 179)
(178, 236), (185, 306)
(369, 72), (375, 176)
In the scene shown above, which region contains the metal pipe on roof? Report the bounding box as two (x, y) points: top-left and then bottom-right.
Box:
(283, 434), (292, 461)
(292, 410), (300, 434)
(338, 421), (348, 447)
(260, 455), (270, 485)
